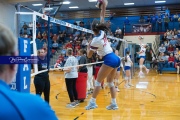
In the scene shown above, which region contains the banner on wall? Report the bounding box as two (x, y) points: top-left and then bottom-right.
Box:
(9, 38), (31, 93)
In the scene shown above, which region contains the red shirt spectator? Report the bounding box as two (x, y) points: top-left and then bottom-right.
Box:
(65, 41), (72, 49)
(168, 55), (175, 62)
(167, 45), (174, 52)
(75, 43), (81, 50)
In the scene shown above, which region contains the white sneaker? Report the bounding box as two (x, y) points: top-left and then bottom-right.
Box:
(116, 87), (120, 92)
(128, 83), (134, 87)
(66, 103), (76, 108)
(85, 101), (98, 110)
(124, 84), (130, 88)
(106, 103), (118, 110)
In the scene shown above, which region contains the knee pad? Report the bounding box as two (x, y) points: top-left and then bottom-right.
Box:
(95, 80), (101, 87)
(107, 82), (114, 88)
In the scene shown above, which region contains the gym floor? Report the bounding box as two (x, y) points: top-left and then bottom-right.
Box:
(31, 70), (180, 120)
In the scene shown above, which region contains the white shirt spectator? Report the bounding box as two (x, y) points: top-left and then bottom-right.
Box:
(64, 56), (78, 78)
(115, 28), (122, 34)
(158, 46), (166, 53)
(174, 14), (179, 19)
(82, 39), (88, 46)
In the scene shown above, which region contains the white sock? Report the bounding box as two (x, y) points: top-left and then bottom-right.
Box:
(111, 98), (116, 104)
(90, 97), (96, 103)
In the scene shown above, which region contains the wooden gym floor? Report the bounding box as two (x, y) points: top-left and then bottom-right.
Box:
(31, 70), (180, 120)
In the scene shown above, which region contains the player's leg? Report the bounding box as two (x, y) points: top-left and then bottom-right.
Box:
(106, 68), (119, 110)
(85, 64), (113, 110)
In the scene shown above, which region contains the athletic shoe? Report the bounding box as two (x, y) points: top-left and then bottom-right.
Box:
(146, 69), (149, 74)
(85, 101), (98, 110)
(128, 83), (134, 87)
(124, 84), (130, 88)
(116, 87), (120, 92)
(106, 103), (118, 110)
(66, 103), (76, 108)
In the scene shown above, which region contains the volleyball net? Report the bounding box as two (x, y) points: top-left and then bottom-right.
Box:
(15, 10), (127, 78)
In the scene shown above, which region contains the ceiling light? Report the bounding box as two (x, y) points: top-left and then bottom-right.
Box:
(88, 0), (97, 2)
(32, 4), (43, 6)
(155, 1), (166, 3)
(62, 1), (70, 4)
(69, 6), (79, 9)
(124, 3), (134, 5)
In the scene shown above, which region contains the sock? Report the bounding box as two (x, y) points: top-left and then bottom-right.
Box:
(111, 98), (116, 104)
(90, 97), (96, 103)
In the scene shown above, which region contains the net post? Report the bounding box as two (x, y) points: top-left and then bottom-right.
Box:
(32, 12), (38, 74)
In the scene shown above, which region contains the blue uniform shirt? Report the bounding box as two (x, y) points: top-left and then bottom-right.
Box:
(0, 80), (58, 120)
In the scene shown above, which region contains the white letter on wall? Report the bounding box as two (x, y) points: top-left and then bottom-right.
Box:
(24, 40), (28, 53)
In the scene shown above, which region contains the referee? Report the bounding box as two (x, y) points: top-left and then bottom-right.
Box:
(34, 48), (50, 103)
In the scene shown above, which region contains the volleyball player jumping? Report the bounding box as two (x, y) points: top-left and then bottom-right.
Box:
(95, 0), (108, 23)
(85, 21), (120, 110)
(137, 41), (149, 77)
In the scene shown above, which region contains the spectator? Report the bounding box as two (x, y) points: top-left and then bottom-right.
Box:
(165, 8), (170, 16)
(124, 17), (130, 25)
(147, 15), (151, 23)
(164, 53), (169, 67)
(81, 37), (88, 49)
(37, 31), (42, 39)
(162, 32), (167, 43)
(151, 14), (157, 32)
(61, 45), (66, 55)
(157, 15), (162, 32)
(78, 49), (88, 73)
(169, 37), (178, 46)
(52, 40), (59, 52)
(173, 13), (179, 22)
(167, 44), (174, 54)
(164, 40), (169, 49)
(157, 52), (166, 74)
(164, 15), (170, 31)
(115, 27), (122, 36)
(168, 53), (175, 67)
(65, 41), (73, 49)
(158, 44), (166, 53)
(174, 48), (179, 55)
(176, 57), (180, 74)
(63, 48), (79, 108)
(0, 24), (58, 120)
(139, 15), (145, 23)
(29, 22), (33, 36)
(22, 22), (28, 34)
(150, 56), (158, 69)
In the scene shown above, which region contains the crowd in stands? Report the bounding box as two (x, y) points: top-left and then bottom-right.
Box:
(150, 28), (180, 74)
